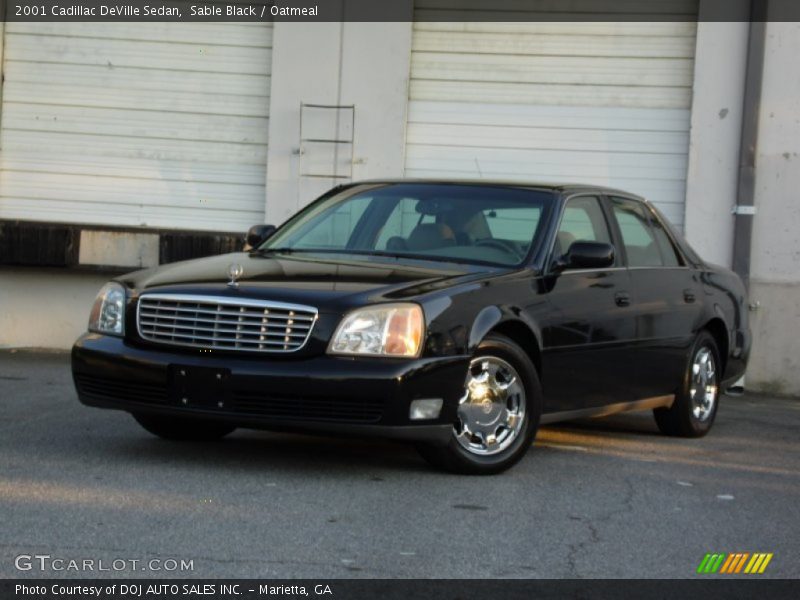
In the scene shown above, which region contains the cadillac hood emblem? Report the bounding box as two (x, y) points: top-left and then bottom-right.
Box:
(227, 263), (244, 288)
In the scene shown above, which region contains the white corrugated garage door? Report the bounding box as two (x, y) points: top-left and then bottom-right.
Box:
(0, 22), (272, 232)
(405, 2), (698, 229)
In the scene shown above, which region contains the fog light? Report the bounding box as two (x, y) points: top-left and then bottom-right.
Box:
(409, 398), (443, 420)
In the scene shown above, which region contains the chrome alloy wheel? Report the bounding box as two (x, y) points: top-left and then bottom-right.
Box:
(454, 356), (526, 456)
(690, 347), (718, 422)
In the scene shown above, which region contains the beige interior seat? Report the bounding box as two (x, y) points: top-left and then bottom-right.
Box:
(406, 223), (456, 251)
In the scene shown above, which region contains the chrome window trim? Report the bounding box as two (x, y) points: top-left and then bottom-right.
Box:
(628, 265), (690, 271)
(558, 266), (627, 275)
(558, 265), (690, 275)
(136, 293), (318, 354)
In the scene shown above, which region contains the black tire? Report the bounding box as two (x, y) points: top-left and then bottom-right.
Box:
(133, 413), (236, 441)
(653, 330), (722, 437)
(417, 333), (542, 475)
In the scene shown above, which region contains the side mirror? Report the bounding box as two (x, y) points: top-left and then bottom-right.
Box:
(245, 224), (276, 250)
(556, 241), (615, 271)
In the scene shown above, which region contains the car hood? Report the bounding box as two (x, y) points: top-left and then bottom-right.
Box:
(118, 251), (505, 312)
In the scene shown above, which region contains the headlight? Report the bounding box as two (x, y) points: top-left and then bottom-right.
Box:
(88, 282), (126, 336)
(328, 303), (424, 358)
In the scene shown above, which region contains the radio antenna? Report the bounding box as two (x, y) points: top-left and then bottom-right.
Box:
(474, 158), (484, 179)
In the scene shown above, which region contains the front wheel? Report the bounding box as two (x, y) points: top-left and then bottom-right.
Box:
(133, 413), (236, 441)
(417, 333), (542, 474)
(653, 331), (722, 437)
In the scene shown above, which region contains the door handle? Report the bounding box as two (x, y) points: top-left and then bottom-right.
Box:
(614, 291), (631, 307)
(683, 289), (696, 304)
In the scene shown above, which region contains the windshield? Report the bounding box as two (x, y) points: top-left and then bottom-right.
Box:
(259, 183), (555, 267)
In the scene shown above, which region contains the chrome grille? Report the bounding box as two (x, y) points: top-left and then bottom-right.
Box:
(137, 294), (317, 353)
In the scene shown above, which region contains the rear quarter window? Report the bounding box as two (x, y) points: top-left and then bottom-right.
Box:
(610, 197), (663, 267)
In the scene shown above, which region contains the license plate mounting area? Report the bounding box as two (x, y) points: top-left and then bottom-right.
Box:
(170, 365), (231, 409)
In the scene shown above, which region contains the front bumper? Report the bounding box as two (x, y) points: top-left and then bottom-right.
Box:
(72, 334), (469, 445)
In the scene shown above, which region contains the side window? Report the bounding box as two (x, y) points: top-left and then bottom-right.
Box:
(610, 197), (663, 267)
(554, 195), (613, 261)
(647, 209), (683, 267)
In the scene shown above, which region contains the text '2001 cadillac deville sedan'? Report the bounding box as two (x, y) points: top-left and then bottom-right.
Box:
(72, 181), (750, 474)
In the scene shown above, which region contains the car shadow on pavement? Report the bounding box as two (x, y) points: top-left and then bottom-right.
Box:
(97, 411), (664, 476)
(104, 427), (436, 476)
(74, 394), (752, 475)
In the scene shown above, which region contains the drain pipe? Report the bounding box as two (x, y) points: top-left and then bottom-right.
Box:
(728, 1), (767, 395)
(731, 0), (768, 290)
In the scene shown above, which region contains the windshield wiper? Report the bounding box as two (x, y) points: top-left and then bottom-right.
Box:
(253, 248), (502, 267)
(391, 254), (489, 266)
(253, 247), (305, 255)
(255, 248), (371, 256)
(334, 250), (497, 267)
(253, 247), (357, 258)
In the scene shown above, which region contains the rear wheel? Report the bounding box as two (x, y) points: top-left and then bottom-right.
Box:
(653, 331), (721, 437)
(133, 413), (236, 441)
(417, 333), (541, 474)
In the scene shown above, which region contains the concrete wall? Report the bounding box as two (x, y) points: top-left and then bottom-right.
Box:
(684, 19), (749, 266)
(746, 21), (800, 396)
(684, 15), (800, 396)
(264, 18), (413, 225)
(0, 268), (111, 350)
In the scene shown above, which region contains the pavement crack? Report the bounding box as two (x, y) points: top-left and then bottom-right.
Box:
(564, 516), (602, 577)
(596, 476), (637, 525)
(565, 541), (580, 577)
(587, 522), (600, 544)
(563, 478), (635, 577)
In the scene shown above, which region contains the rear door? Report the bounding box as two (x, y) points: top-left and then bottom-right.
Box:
(606, 196), (701, 398)
(540, 194), (637, 413)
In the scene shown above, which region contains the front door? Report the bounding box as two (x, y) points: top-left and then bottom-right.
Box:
(539, 195), (638, 413)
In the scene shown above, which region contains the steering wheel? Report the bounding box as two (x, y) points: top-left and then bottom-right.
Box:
(474, 238), (524, 260)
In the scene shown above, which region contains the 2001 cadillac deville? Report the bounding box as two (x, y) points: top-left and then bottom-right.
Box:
(72, 181), (750, 474)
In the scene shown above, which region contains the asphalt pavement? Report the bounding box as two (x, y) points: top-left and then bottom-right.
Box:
(1, 350), (798, 579)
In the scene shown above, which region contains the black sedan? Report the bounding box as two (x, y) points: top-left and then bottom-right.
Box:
(72, 181), (750, 474)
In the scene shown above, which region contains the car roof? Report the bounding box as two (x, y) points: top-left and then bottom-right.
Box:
(345, 179), (647, 201)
